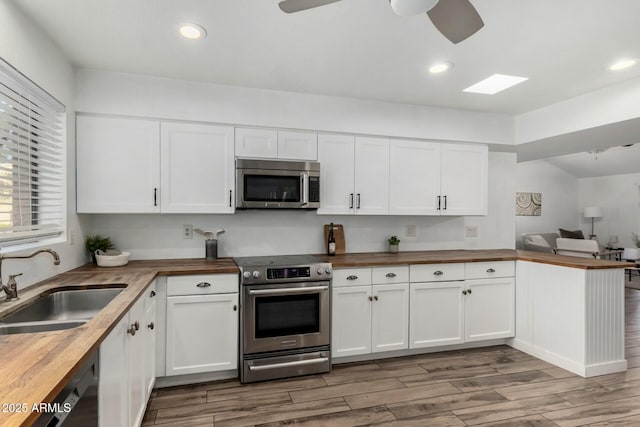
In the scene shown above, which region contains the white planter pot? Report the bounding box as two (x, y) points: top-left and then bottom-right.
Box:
(623, 247), (640, 261)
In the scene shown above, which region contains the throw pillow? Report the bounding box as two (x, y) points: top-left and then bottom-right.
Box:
(559, 228), (585, 239)
(527, 234), (550, 247)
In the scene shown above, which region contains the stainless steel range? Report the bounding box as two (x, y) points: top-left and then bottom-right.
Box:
(235, 254), (333, 383)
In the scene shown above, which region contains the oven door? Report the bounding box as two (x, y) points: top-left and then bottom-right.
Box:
(236, 168), (319, 209)
(242, 281), (330, 354)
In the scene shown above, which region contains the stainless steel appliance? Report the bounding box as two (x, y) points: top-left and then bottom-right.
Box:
(235, 159), (320, 209)
(235, 254), (332, 383)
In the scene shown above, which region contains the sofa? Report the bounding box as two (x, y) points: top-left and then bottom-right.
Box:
(520, 233), (560, 253)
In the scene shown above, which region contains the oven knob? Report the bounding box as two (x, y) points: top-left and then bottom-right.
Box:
(252, 270), (261, 278)
(243, 271), (251, 279)
(317, 268), (323, 275)
(325, 268), (333, 275)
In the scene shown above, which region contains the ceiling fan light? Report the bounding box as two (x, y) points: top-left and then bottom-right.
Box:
(389, 0), (438, 17)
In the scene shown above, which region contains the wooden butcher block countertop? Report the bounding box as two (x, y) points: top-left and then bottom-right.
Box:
(0, 252), (630, 426)
(0, 258), (238, 427)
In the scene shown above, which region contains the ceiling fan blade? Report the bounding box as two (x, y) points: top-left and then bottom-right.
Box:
(278, 0), (342, 13)
(427, 0), (484, 44)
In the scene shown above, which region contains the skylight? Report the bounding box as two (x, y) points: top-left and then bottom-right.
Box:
(463, 74), (528, 95)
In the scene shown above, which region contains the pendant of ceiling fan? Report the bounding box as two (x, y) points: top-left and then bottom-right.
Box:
(278, 0), (484, 44)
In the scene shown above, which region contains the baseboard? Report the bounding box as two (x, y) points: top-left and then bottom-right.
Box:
(155, 369), (238, 388)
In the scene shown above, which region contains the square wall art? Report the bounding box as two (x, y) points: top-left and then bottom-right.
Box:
(516, 192), (542, 216)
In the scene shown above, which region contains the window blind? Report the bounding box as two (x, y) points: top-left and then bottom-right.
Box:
(0, 59), (65, 246)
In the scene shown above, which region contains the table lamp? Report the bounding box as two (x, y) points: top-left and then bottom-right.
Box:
(584, 206), (603, 239)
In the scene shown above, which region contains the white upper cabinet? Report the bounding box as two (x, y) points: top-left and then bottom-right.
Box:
(389, 140), (442, 215)
(317, 134), (389, 215)
(354, 137), (390, 215)
(235, 127), (278, 158)
(161, 122), (235, 213)
(277, 130), (318, 160)
(235, 127), (318, 160)
(77, 115), (160, 213)
(440, 143), (488, 216)
(317, 134), (355, 215)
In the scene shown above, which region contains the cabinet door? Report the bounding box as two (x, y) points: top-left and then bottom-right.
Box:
(372, 283), (409, 353)
(317, 134), (355, 215)
(465, 278), (515, 342)
(332, 285), (372, 357)
(440, 143), (488, 216)
(235, 127), (277, 158)
(166, 293), (239, 376)
(77, 115), (160, 213)
(99, 315), (128, 427)
(389, 140), (442, 215)
(354, 137), (389, 215)
(277, 130), (318, 160)
(144, 284), (157, 399)
(409, 281), (465, 348)
(128, 296), (147, 427)
(161, 122), (234, 213)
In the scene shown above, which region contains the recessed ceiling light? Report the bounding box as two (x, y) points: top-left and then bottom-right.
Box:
(429, 62), (453, 74)
(463, 74), (528, 95)
(179, 23), (207, 40)
(609, 59), (636, 71)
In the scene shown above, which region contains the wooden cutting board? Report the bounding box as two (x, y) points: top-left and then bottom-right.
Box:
(324, 224), (345, 255)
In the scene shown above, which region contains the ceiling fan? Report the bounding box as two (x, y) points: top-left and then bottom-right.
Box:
(278, 0), (484, 44)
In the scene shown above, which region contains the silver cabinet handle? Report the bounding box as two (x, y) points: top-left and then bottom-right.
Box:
(148, 322), (155, 330)
(368, 296), (373, 301)
(385, 272), (397, 278)
(248, 357), (329, 372)
(346, 275), (358, 280)
(433, 271), (444, 276)
(248, 286), (328, 296)
(150, 290), (156, 297)
(127, 325), (136, 336)
(197, 282), (212, 288)
(134, 321), (140, 331)
(374, 295), (379, 301)
(462, 290), (467, 295)
(486, 268), (496, 273)
(468, 289), (472, 294)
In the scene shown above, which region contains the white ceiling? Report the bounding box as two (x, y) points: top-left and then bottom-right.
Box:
(11, 0), (640, 115)
(547, 144), (640, 178)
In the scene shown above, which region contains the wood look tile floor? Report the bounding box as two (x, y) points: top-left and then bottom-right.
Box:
(143, 288), (640, 427)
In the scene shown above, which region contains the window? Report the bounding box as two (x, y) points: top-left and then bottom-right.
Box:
(0, 59), (65, 246)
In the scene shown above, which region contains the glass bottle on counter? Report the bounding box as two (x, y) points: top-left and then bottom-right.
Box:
(328, 223), (336, 256)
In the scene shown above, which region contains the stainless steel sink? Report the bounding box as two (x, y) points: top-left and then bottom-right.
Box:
(0, 320), (87, 335)
(0, 287), (125, 334)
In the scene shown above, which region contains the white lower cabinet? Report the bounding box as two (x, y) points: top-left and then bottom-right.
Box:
(409, 262), (515, 349)
(99, 281), (157, 427)
(332, 267), (409, 358)
(165, 274), (239, 376)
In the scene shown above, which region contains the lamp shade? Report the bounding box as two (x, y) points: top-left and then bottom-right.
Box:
(584, 206), (603, 218)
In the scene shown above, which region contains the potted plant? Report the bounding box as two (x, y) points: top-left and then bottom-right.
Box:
(85, 234), (114, 264)
(388, 235), (400, 253)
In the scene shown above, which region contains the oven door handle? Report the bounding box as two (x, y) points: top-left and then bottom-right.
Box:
(248, 357), (330, 371)
(248, 285), (329, 296)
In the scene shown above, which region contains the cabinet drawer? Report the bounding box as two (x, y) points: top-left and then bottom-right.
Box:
(465, 261), (515, 279)
(332, 268), (372, 287)
(410, 263), (465, 282)
(372, 266), (409, 284)
(167, 274), (238, 296)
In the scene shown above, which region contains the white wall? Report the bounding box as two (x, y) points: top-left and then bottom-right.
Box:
(75, 69), (514, 145)
(86, 152), (516, 259)
(515, 160), (580, 245)
(0, 1), (85, 289)
(579, 173), (640, 248)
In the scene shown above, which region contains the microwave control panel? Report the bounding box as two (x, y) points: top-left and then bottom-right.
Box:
(309, 177), (320, 203)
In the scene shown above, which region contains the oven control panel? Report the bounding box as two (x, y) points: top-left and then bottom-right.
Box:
(239, 263), (333, 285)
(267, 267), (310, 280)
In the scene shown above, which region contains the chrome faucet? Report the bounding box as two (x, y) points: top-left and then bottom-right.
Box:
(0, 249), (61, 302)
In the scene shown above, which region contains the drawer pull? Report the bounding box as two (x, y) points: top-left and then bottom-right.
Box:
(468, 289), (472, 294)
(368, 296), (373, 301)
(197, 282), (212, 288)
(462, 290), (467, 295)
(486, 268), (496, 273)
(374, 295), (379, 301)
(433, 271), (444, 276)
(148, 322), (155, 330)
(346, 275), (358, 280)
(127, 325), (136, 336)
(150, 290), (156, 297)
(385, 272), (397, 278)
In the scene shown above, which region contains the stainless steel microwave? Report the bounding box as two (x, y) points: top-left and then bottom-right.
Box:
(235, 159), (320, 209)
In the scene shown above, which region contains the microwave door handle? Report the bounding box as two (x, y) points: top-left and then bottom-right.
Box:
(300, 172), (309, 206)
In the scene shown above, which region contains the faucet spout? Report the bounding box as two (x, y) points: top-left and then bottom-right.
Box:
(0, 249), (61, 302)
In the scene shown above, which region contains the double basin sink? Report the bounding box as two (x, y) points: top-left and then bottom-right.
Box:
(0, 286), (125, 335)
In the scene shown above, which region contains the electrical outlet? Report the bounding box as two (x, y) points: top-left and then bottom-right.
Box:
(69, 230), (76, 245)
(183, 224), (193, 239)
(405, 224), (417, 238)
(465, 225), (478, 238)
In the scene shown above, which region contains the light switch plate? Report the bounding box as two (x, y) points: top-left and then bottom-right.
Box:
(465, 225), (478, 238)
